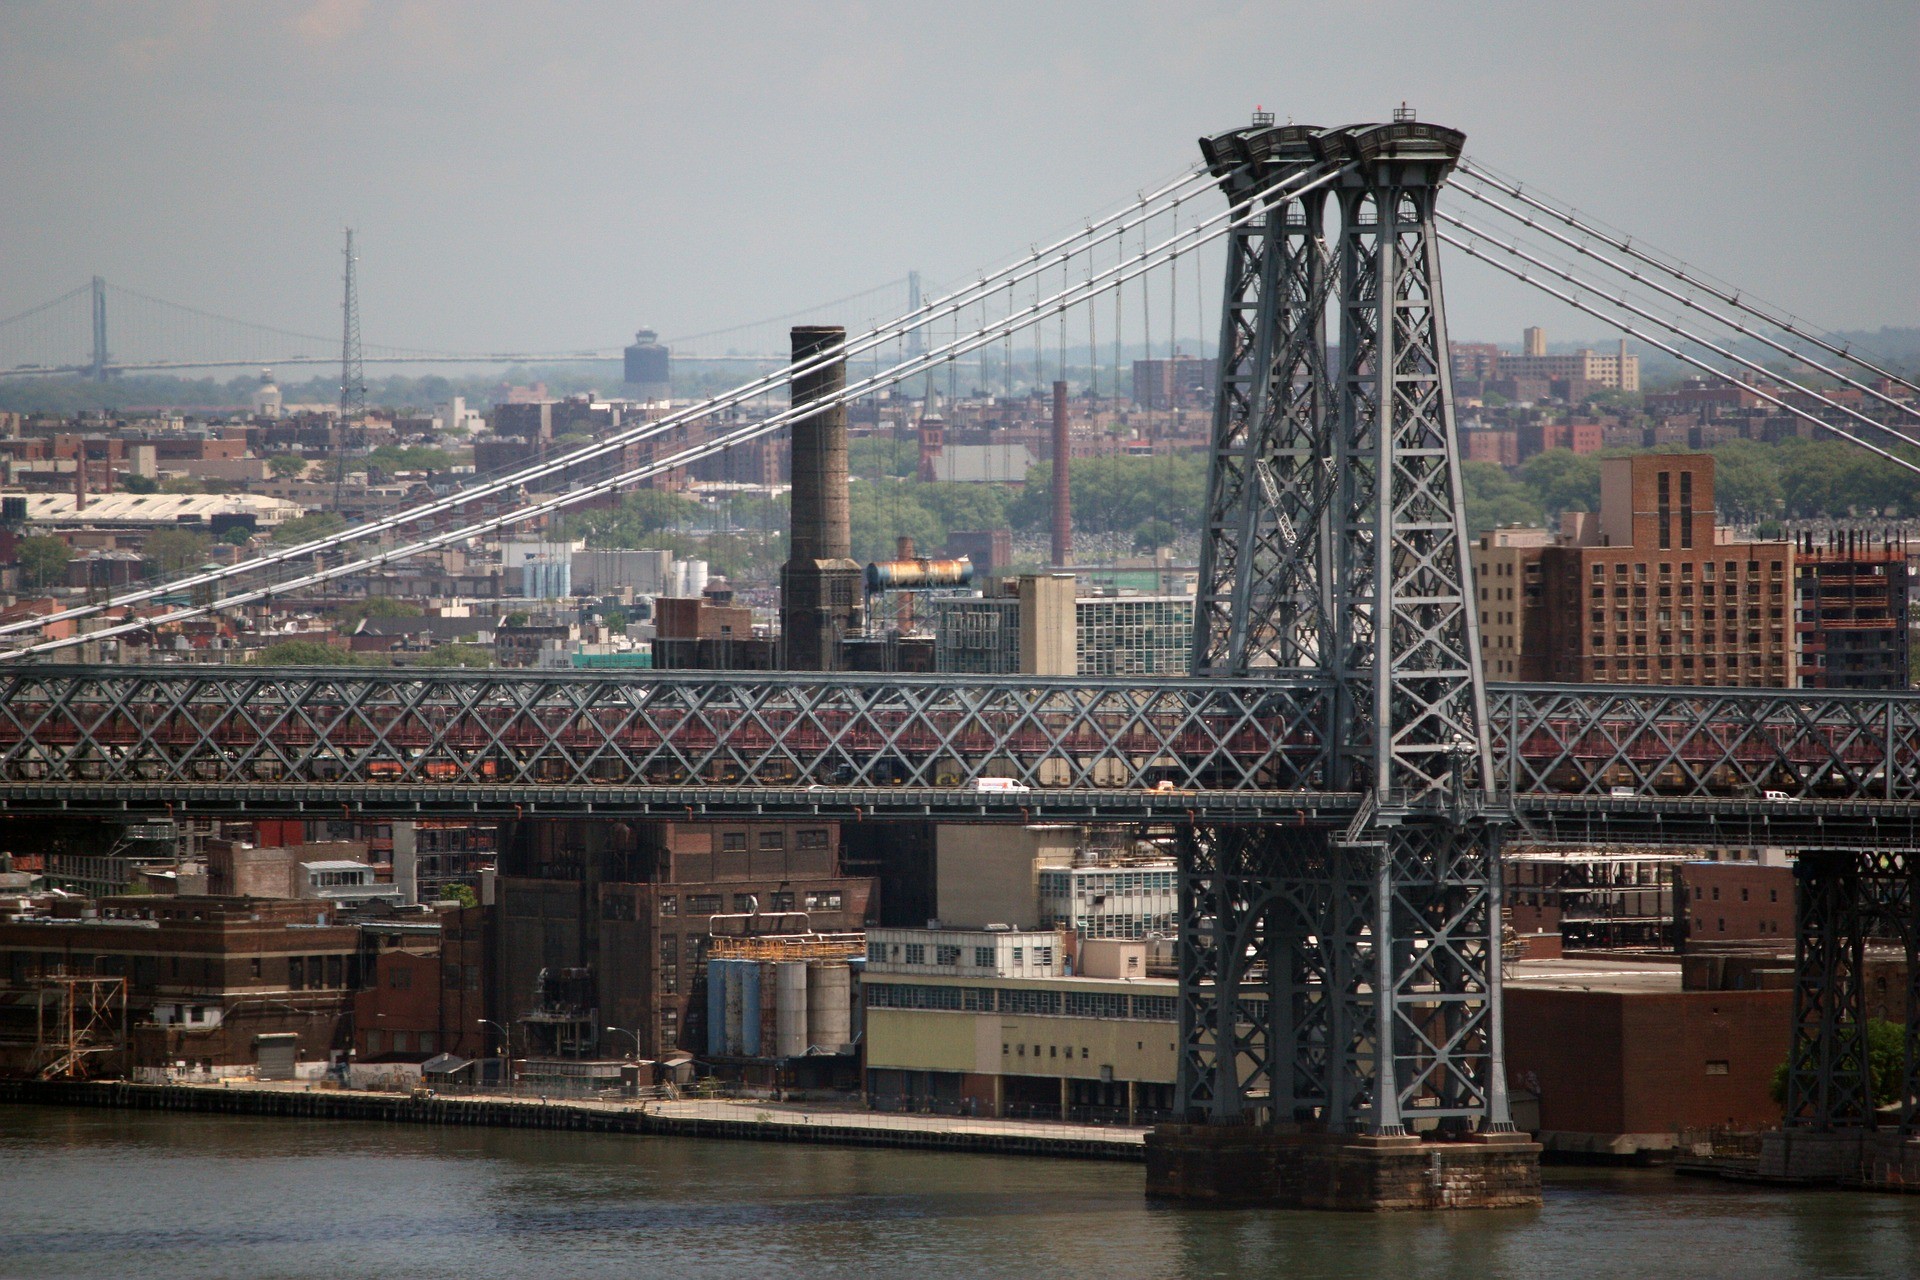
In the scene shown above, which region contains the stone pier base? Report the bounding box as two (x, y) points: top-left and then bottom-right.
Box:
(1758, 1128), (1920, 1189)
(1145, 1126), (1541, 1211)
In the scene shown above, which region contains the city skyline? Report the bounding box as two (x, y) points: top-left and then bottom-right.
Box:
(1, 1), (1915, 358)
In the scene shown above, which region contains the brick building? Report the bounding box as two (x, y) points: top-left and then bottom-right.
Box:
(1677, 861), (1794, 946)
(493, 819), (877, 1064)
(1793, 532), (1909, 689)
(1504, 959), (1789, 1157)
(1470, 526), (1553, 680)
(1531, 454), (1795, 686)
(0, 897), (358, 1078)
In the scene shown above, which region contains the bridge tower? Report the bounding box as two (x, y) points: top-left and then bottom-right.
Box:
(1155, 113), (1536, 1209)
(88, 276), (108, 382)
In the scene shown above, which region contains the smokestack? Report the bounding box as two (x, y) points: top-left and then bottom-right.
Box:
(789, 326), (850, 562)
(780, 326), (863, 669)
(1051, 380), (1071, 568)
(896, 536), (915, 633)
(74, 445), (86, 512)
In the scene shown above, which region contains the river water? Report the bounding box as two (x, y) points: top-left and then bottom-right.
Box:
(3, 1105), (1918, 1279)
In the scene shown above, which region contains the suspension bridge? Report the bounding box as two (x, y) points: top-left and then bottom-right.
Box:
(0, 266), (937, 381)
(3, 112), (1918, 1206)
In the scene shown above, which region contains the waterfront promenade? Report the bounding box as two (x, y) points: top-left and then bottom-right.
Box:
(0, 1078), (1145, 1161)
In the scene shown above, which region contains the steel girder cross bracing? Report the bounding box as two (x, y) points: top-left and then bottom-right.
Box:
(1180, 117), (1512, 1137)
(1785, 849), (1920, 1135)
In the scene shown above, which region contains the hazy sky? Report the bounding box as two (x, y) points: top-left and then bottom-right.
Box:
(3, 1), (1915, 361)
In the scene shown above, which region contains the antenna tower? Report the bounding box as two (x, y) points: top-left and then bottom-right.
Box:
(336, 228), (367, 506)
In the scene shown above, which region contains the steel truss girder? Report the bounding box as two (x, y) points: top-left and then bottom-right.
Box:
(0, 667), (1331, 793)
(1330, 152), (1491, 804)
(0, 669), (1916, 805)
(1192, 144), (1335, 678)
(1176, 816), (1511, 1134)
(1489, 683), (1920, 801)
(1786, 848), (1920, 1136)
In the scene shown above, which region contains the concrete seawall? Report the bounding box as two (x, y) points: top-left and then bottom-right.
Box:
(0, 1080), (1144, 1163)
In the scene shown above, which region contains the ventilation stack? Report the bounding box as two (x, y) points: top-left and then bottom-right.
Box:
(780, 325), (864, 669)
(1051, 380), (1072, 568)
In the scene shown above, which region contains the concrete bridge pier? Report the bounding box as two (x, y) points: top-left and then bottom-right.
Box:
(1144, 1126), (1540, 1211)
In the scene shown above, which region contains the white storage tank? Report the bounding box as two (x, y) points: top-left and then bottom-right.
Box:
(774, 961), (809, 1058)
(806, 962), (852, 1054)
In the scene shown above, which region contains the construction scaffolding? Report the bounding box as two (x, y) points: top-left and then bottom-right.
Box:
(35, 974), (127, 1080)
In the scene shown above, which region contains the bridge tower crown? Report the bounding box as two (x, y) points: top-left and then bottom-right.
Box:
(1179, 118), (1512, 1142)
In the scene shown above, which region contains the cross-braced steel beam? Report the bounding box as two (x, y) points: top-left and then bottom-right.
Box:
(0, 666), (1331, 793)
(1179, 117), (1511, 1137)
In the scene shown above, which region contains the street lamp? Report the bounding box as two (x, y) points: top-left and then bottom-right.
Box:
(605, 1025), (642, 1060)
(477, 1018), (514, 1088)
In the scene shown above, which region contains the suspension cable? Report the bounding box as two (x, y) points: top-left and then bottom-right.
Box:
(1454, 160), (1920, 400)
(1435, 226), (1920, 484)
(1437, 209), (1920, 458)
(1449, 175), (1920, 426)
(7, 162), (1349, 657)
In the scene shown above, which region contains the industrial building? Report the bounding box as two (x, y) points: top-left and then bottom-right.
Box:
(491, 817), (877, 1070)
(0, 896), (360, 1079)
(930, 574), (1194, 677)
(861, 928), (1178, 1122)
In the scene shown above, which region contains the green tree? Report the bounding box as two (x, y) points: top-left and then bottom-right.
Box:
(267, 454), (311, 479)
(255, 639), (358, 666)
(336, 598), (425, 625)
(849, 434), (918, 480)
(120, 473), (159, 494)
(1706, 441), (1783, 521)
(849, 480), (941, 563)
(1515, 449), (1602, 515)
(1769, 1018), (1905, 1110)
(565, 490), (702, 548)
(438, 883), (480, 907)
(220, 526), (255, 546)
(271, 511), (348, 545)
(1133, 518), (1177, 553)
(143, 529), (212, 576)
(15, 535), (71, 589)
(414, 643), (494, 668)
(1010, 456), (1207, 536)
(1462, 461), (1546, 535)
(366, 445), (459, 473)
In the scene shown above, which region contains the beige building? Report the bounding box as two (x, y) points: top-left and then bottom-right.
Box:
(1471, 526), (1554, 680)
(862, 929), (1177, 1122)
(1500, 330), (1640, 392)
(935, 826), (1077, 929)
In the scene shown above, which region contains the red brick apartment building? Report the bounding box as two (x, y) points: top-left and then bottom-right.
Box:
(1474, 454), (1795, 687)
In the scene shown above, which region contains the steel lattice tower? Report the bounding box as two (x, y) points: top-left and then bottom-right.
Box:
(337, 228), (367, 506)
(339, 228), (366, 422)
(1181, 116), (1512, 1136)
(88, 276), (108, 383)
